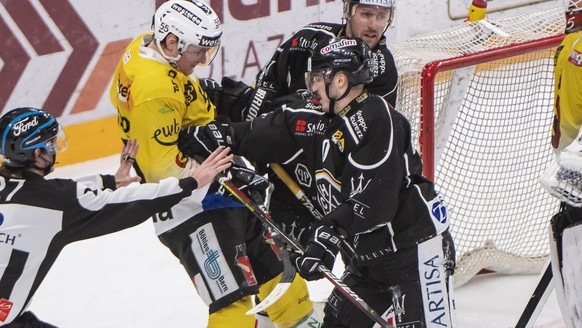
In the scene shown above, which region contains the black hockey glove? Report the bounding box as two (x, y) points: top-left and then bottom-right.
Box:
(199, 78), (222, 106)
(229, 165), (270, 192)
(178, 121), (235, 157)
(214, 77), (254, 122)
(271, 89), (315, 108)
(291, 221), (342, 281)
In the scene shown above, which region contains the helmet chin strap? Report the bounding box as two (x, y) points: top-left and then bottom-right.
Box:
(32, 152), (56, 176)
(324, 82), (353, 115)
(155, 39), (182, 70)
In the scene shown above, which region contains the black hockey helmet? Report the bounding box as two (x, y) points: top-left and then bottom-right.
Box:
(306, 36), (375, 89)
(0, 107), (67, 168)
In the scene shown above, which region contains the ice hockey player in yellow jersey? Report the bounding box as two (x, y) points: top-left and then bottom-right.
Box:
(109, 1), (319, 327)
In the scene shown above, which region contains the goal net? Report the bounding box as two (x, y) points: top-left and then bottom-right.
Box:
(390, 7), (565, 287)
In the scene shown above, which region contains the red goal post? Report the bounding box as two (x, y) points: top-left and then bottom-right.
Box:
(391, 7), (566, 287)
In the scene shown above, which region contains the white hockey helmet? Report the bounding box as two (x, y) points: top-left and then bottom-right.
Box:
(342, 0), (395, 27)
(153, 0), (222, 65)
(565, 0), (582, 33)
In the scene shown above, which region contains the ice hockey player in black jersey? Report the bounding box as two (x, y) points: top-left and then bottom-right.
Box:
(202, 0), (400, 277)
(0, 107), (232, 327)
(213, 0), (398, 123)
(179, 36), (456, 327)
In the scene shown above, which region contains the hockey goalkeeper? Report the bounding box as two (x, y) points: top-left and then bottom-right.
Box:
(539, 1), (582, 326)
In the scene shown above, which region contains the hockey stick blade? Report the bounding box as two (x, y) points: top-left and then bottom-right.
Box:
(217, 176), (393, 328)
(246, 247), (296, 314)
(246, 280), (292, 315)
(247, 243), (297, 314)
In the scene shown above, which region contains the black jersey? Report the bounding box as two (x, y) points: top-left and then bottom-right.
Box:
(232, 93), (449, 265)
(0, 172), (201, 325)
(256, 22), (398, 108)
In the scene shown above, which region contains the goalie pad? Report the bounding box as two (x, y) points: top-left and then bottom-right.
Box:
(549, 205), (582, 328)
(540, 130), (582, 207)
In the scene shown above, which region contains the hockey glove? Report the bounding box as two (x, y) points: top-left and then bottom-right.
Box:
(291, 221), (342, 281)
(540, 135), (582, 207)
(213, 77), (255, 122)
(229, 165), (270, 192)
(178, 121), (235, 158)
(199, 78), (222, 106)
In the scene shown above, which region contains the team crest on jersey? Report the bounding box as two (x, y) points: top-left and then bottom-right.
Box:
(183, 80), (197, 106)
(315, 170), (341, 214)
(568, 49), (582, 66)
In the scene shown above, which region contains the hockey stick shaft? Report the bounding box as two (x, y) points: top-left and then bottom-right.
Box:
(270, 163), (357, 256)
(514, 260), (554, 328)
(217, 176), (393, 328)
(270, 163), (324, 220)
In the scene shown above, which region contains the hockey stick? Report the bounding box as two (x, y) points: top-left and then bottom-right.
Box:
(513, 259), (554, 328)
(216, 175), (393, 328)
(218, 157), (296, 315)
(245, 190), (297, 315)
(270, 163), (356, 256)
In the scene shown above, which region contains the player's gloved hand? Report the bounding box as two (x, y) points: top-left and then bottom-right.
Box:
(290, 221), (342, 281)
(229, 165), (270, 192)
(178, 121), (235, 157)
(271, 89), (316, 108)
(214, 77), (254, 121)
(199, 78), (222, 106)
(540, 135), (582, 207)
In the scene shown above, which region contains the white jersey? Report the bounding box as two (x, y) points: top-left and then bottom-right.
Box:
(0, 172), (204, 325)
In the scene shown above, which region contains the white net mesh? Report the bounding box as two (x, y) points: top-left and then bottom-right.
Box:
(391, 7), (565, 287)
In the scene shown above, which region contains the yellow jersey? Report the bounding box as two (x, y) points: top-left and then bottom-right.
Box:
(552, 31), (582, 150)
(109, 32), (216, 234)
(110, 32), (214, 183)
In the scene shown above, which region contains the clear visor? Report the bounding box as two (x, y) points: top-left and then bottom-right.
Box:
(44, 126), (68, 154)
(201, 45), (220, 66)
(191, 42), (220, 66)
(181, 41), (221, 66)
(305, 68), (334, 92)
